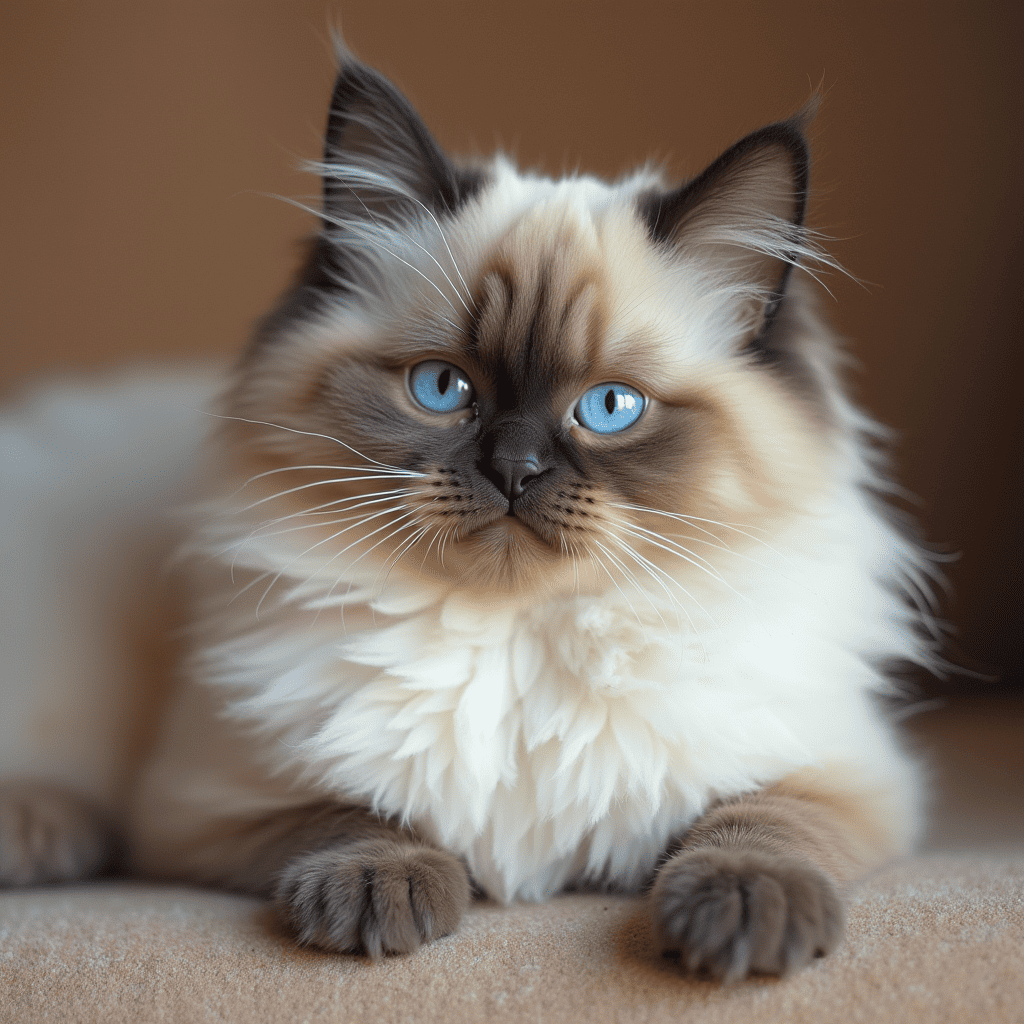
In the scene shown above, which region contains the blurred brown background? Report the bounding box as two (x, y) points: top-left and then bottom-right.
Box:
(2, 1), (1021, 694)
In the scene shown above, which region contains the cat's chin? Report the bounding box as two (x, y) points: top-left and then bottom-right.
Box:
(438, 517), (575, 596)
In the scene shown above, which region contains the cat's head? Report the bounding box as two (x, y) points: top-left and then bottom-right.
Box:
(221, 54), (841, 604)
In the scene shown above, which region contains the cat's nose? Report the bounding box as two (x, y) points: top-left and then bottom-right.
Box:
(488, 454), (545, 500)
(480, 418), (552, 502)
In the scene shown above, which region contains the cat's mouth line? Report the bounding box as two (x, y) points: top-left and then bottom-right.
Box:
(463, 509), (567, 552)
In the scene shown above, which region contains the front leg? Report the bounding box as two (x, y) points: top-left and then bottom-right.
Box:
(131, 681), (470, 957)
(652, 766), (916, 982)
(170, 803), (470, 958)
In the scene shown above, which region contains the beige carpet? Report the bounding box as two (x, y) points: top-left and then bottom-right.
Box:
(2, 698), (1022, 1024)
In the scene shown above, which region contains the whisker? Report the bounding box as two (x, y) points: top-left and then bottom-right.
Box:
(227, 569), (274, 606)
(320, 507), (426, 589)
(226, 502), (408, 565)
(609, 517), (730, 583)
(583, 540), (646, 638)
(612, 521), (751, 608)
(239, 475), (421, 513)
(312, 509), (430, 626)
(567, 535), (581, 596)
(655, 530), (783, 574)
(230, 462), (417, 501)
(199, 411), (420, 472)
(367, 496), (443, 593)
(603, 533), (686, 635)
(240, 487), (420, 540)
(268, 194), (465, 329)
(327, 171), (474, 316)
(608, 531), (718, 633)
(306, 154), (477, 305)
(610, 503), (792, 564)
(609, 536), (711, 664)
(418, 522), (448, 572)
(225, 490), (421, 581)
(374, 521), (433, 596)
(610, 502), (771, 536)
(254, 504), (415, 618)
(592, 538), (668, 633)
(437, 523), (459, 569)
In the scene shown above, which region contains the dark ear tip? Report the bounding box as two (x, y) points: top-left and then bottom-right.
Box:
(328, 33), (378, 94)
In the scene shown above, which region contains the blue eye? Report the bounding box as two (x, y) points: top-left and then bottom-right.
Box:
(574, 383), (645, 434)
(409, 361), (475, 413)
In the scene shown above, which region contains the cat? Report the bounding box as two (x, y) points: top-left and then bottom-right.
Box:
(0, 49), (941, 983)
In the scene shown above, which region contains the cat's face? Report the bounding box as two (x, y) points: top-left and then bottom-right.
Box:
(221, 57), (836, 603)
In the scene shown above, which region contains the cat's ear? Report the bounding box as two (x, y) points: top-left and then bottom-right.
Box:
(639, 104), (816, 340)
(319, 53), (484, 230)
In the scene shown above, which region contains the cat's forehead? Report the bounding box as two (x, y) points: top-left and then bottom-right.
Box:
(455, 198), (670, 399)
(469, 226), (601, 391)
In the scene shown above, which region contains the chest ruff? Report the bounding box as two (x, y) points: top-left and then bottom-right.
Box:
(207, 585), (834, 902)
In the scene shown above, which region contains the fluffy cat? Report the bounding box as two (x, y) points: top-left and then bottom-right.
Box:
(0, 51), (940, 982)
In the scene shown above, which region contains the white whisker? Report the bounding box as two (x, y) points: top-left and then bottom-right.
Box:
(592, 539), (668, 633)
(312, 509), (430, 626)
(327, 171), (474, 316)
(418, 523), (448, 572)
(609, 534), (713, 664)
(603, 533), (685, 633)
(254, 504), (415, 619)
(240, 475), (420, 513)
(610, 503), (793, 564)
(583, 540), (646, 638)
(228, 493), (416, 556)
(267, 194), (464, 330)
(230, 462), (417, 501)
(612, 520), (752, 609)
(257, 487), (420, 525)
(608, 531), (717, 634)
(225, 490), (420, 580)
(226, 569), (274, 606)
(610, 517), (730, 584)
(567, 535), (581, 596)
(374, 521), (433, 596)
(199, 411), (419, 472)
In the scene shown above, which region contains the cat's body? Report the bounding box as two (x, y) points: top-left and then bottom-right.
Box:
(1, 53), (938, 981)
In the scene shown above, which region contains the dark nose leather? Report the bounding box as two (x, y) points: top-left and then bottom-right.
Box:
(480, 418), (551, 501)
(489, 454), (544, 499)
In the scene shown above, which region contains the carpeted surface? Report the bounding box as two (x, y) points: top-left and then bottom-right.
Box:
(2, 698), (1022, 1024)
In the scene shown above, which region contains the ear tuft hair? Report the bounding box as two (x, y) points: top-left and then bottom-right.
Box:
(637, 101), (828, 341)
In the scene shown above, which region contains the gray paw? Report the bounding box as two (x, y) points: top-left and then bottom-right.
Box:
(652, 848), (844, 982)
(275, 838), (470, 957)
(0, 783), (115, 887)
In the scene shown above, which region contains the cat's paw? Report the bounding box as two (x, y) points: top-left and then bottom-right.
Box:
(0, 783), (115, 887)
(275, 838), (470, 957)
(651, 847), (844, 982)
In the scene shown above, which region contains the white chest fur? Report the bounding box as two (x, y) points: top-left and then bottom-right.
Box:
(201, 548), (904, 902)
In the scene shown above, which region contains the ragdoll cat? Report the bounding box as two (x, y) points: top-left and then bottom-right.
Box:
(0, 52), (939, 982)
